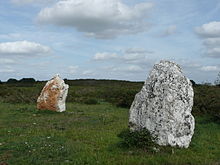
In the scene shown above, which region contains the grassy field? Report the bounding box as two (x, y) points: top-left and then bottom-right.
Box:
(1, 102), (220, 165)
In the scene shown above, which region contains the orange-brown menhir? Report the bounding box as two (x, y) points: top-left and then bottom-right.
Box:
(37, 74), (69, 112)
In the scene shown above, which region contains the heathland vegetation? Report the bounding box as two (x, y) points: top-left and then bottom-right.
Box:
(0, 78), (220, 164)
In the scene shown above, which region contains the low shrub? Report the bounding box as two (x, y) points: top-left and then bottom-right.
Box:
(0, 86), (40, 104)
(0, 80), (219, 121)
(83, 98), (98, 105)
(193, 85), (220, 120)
(117, 128), (158, 152)
(104, 88), (138, 108)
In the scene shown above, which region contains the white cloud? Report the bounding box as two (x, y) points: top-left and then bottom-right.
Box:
(0, 59), (16, 64)
(202, 38), (220, 58)
(92, 48), (154, 77)
(122, 52), (146, 61)
(196, 22), (220, 58)
(195, 21), (220, 38)
(93, 48), (154, 66)
(200, 66), (220, 72)
(205, 47), (220, 58)
(125, 47), (153, 55)
(82, 70), (95, 75)
(177, 59), (201, 69)
(122, 48), (155, 66)
(93, 52), (118, 61)
(0, 41), (51, 57)
(0, 68), (15, 73)
(37, 0), (154, 39)
(203, 38), (220, 46)
(113, 65), (143, 72)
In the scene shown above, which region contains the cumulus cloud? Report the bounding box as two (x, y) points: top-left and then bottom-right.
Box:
(195, 22), (220, 58)
(178, 59), (218, 72)
(125, 47), (153, 55)
(93, 48), (154, 66)
(0, 68), (15, 73)
(122, 51), (147, 63)
(37, 0), (154, 39)
(93, 52), (118, 61)
(202, 38), (220, 58)
(0, 41), (51, 57)
(113, 65), (143, 72)
(200, 65), (220, 72)
(91, 47), (155, 77)
(203, 38), (220, 46)
(195, 22), (220, 38)
(82, 70), (95, 75)
(0, 58), (16, 64)
(205, 47), (220, 58)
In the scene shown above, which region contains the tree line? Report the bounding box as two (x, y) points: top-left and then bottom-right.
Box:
(0, 71), (220, 86)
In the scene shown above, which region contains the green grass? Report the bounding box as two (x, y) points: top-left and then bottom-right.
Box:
(0, 102), (220, 165)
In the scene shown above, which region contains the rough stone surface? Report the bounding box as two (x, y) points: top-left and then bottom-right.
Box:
(129, 60), (195, 148)
(37, 75), (69, 112)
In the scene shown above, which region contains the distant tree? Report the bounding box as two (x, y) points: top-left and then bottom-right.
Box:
(214, 72), (220, 86)
(0, 80), (2, 84)
(7, 78), (18, 84)
(19, 78), (36, 84)
(190, 80), (196, 87)
(201, 81), (212, 86)
(64, 78), (68, 83)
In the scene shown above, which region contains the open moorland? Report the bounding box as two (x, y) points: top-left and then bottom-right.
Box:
(0, 79), (220, 165)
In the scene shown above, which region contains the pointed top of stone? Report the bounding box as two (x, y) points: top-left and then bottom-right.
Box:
(53, 74), (60, 79)
(157, 60), (181, 69)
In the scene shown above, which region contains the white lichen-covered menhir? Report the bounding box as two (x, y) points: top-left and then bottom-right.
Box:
(129, 60), (195, 148)
(37, 74), (69, 112)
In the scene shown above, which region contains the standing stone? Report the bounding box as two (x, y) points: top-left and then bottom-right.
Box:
(37, 74), (69, 112)
(129, 60), (195, 148)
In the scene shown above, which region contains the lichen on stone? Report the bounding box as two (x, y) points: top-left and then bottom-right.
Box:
(37, 74), (69, 112)
(129, 60), (195, 148)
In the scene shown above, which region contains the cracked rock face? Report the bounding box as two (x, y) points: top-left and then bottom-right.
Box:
(129, 60), (195, 148)
(37, 75), (69, 112)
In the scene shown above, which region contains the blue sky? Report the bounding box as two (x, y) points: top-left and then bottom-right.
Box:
(0, 0), (219, 83)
